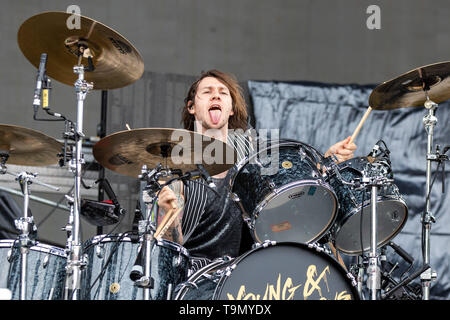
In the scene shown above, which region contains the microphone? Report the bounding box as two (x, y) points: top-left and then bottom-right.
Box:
(33, 53), (48, 108)
(196, 164), (216, 188)
(130, 241), (145, 282)
(388, 241), (414, 265)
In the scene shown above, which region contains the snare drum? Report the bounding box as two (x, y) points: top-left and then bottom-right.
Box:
(231, 141), (338, 244)
(0, 239), (67, 300)
(82, 234), (190, 300)
(328, 157), (408, 255)
(175, 242), (358, 300)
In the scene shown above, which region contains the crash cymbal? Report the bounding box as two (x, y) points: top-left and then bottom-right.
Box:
(18, 11), (144, 90)
(93, 128), (237, 178)
(369, 61), (450, 110)
(0, 124), (62, 166)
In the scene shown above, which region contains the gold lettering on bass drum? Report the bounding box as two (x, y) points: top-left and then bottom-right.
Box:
(226, 264), (352, 300)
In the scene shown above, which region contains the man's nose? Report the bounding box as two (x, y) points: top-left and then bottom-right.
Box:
(211, 90), (221, 100)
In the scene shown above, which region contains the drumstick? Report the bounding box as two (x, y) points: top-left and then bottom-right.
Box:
(154, 207), (183, 240)
(350, 106), (372, 144)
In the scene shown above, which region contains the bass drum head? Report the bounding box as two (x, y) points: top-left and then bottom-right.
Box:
(176, 243), (358, 301)
(216, 243), (358, 300)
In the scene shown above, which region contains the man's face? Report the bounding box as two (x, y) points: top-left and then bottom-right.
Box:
(188, 76), (234, 134)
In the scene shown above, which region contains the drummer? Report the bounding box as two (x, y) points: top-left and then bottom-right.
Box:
(157, 69), (357, 272)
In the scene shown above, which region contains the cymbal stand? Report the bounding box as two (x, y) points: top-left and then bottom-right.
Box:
(63, 53), (93, 300)
(420, 97), (440, 300)
(135, 164), (169, 300)
(358, 168), (394, 300)
(135, 163), (182, 300)
(0, 156), (59, 300)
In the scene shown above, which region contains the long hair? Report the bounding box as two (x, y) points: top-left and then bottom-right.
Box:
(181, 69), (248, 131)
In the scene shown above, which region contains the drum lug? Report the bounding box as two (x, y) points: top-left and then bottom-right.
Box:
(43, 254), (50, 268)
(307, 242), (331, 255)
(7, 249), (12, 262)
(253, 240), (276, 249)
(95, 243), (104, 259)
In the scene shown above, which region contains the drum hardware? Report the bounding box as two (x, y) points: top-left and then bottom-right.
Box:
(18, 11), (145, 300)
(369, 62), (450, 299)
(0, 154), (60, 300)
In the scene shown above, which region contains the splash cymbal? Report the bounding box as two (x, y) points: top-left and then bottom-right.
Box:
(369, 61), (450, 110)
(0, 124), (62, 166)
(93, 128), (237, 178)
(18, 11), (144, 90)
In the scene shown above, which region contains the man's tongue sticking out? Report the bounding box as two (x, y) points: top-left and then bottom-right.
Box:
(209, 108), (222, 125)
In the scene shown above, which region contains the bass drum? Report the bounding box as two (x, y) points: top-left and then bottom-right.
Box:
(0, 239), (67, 300)
(175, 242), (359, 300)
(231, 140), (338, 245)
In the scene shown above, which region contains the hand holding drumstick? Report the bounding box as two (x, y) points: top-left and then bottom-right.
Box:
(324, 106), (372, 163)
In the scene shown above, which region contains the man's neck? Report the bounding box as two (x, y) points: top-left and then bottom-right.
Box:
(196, 124), (229, 179)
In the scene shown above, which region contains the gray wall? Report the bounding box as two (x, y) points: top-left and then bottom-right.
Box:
(0, 0), (449, 245)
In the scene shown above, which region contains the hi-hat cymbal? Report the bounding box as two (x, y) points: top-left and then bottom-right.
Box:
(0, 124), (62, 166)
(93, 128), (238, 178)
(17, 11), (144, 90)
(369, 61), (450, 110)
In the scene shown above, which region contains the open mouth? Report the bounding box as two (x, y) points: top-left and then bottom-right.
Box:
(208, 104), (222, 124)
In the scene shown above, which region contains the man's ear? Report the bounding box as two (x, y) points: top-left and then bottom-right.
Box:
(187, 100), (195, 114)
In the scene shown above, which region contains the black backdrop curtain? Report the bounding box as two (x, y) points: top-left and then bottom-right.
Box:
(247, 80), (450, 300)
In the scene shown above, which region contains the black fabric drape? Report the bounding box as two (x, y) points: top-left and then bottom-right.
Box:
(248, 80), (450, 300)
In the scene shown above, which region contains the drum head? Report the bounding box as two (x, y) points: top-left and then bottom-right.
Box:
(215, 243), (358, 300)
(335, 199), (408, 255)
(255, 183), (337, 243)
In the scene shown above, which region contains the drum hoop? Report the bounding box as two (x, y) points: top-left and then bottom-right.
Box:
(213, 241), (360, 300)
(0, 239), (66, 257)
(175, 258), (231, 300)
(155, 238), (190, 258)
(234, 141), (323, 173)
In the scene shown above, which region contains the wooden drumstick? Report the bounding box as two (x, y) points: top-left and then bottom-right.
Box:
(350, 106), (372, 144)
(154, 207), (183, 240)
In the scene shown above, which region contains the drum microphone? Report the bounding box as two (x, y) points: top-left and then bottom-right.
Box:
(196, 164), (216, 188)
(130, 243), (145, 281)
(388, 241), (414, 265)
(180, 164), (216, 188)
(33, 53), (48, 109)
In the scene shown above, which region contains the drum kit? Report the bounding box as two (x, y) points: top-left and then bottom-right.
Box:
(0, 11), (448, 301)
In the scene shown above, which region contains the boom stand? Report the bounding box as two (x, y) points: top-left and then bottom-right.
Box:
(134, 164), (161, 300)
(420, 98), (439, 300)
(64, 64), (93, 300)
(360, 171), (394, 300)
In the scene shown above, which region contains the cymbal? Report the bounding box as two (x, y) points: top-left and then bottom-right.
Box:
(93, 128), (238, 178)
(369, 61), (450, 110)
(17, 11), (144, 90)
(0, 124), (62, 166)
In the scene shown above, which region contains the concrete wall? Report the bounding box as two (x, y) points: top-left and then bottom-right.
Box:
(0, 0), (449, 246)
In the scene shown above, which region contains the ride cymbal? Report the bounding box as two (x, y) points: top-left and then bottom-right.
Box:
(18, 11), (144, 90)
(369, 61), (450, 110)
(0, 124), (62, 166)
(93, 128), (237, 178)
